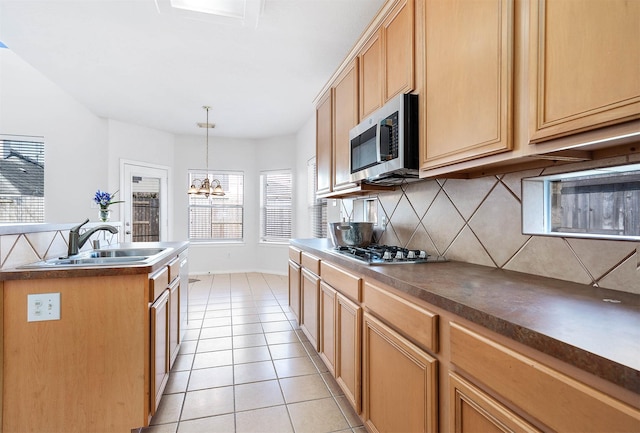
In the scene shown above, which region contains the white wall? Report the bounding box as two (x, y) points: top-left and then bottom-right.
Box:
(294, 116), (315, 239)
(107, 119), (175, 237)
(172, 133), (297, 276)
(1, 47), (303, 275)
(0, 49), (108, 223)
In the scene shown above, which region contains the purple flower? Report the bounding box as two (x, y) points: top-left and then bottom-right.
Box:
(94, 190), (123, 208)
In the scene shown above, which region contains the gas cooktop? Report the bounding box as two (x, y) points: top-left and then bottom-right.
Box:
(329, 244), (447, 265)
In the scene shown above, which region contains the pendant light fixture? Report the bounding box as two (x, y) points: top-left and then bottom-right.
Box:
(188, 106), (225, 197)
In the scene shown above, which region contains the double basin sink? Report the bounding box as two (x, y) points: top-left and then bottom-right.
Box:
(21, 247), (171, 269)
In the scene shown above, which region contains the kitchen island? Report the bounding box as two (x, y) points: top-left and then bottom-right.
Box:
(290, 238), (640, 432)
(0, 241), (189, 433)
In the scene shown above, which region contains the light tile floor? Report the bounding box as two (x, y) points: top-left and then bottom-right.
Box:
(141, 273), (365, 433)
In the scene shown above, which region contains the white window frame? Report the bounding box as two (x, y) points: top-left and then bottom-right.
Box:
(260, 169), (292, 244)
(0, 134), (45, 223)
(188, 170), (244, 242)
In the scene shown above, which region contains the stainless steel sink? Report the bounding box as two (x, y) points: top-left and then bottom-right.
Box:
(89, 248), (167, 258)
(19, 247), (170, 269)
(46, 256), (147, 266)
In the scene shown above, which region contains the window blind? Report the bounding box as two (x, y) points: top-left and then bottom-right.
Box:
(260, 170), (292, 243)
(307, 158), (327, 238)
(188, 170), (244, 241)
(0, 135), (45, 223)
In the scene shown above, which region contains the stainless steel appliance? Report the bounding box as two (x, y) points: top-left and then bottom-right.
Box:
(349, 93), (419, 185)
(329, 244), (447, 265)
(328, 222), (374, 247)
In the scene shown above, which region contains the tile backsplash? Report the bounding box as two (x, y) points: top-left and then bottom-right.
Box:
(342, 168), (639, 295)
(0, 223), (121, 269)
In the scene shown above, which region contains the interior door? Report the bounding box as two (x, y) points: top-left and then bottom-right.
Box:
(121, 160), (169, 243)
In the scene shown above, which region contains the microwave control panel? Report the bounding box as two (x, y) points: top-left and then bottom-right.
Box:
(379, 111), (399, 161)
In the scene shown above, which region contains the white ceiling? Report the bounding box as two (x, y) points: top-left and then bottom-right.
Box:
(0, 0), (385, 139)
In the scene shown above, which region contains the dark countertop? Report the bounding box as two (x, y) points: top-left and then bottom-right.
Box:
(291, 238), (640, 394)
(0, 241), (189, 281)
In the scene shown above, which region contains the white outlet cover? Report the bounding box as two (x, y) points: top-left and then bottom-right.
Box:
(27, 293), (61, 322)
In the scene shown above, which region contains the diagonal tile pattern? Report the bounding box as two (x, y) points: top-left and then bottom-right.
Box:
(354, 167), (639, 294)
(139, 273), (364, 433)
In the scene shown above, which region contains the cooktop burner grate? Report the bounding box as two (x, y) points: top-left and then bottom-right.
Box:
(330, 244), (447, 265)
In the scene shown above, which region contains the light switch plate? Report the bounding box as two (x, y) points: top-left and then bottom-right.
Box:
(27, 293), (61, 322)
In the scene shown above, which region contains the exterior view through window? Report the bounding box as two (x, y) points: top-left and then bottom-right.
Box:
(260, 169), (292, 243)
(188, 170), (244, 241)
(0, 135), (44, 223)
(550, 169), (640, 237)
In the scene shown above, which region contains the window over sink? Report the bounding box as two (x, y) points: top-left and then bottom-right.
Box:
(522, 163), (640, 241)
(0, 134), (45, 223)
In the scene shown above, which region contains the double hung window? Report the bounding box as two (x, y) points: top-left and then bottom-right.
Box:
(188, 170), (244, 241)
(260, 170), (292, 243)
(0, 135), (45, 223)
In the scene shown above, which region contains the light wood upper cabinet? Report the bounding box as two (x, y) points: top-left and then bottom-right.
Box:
(316, 90), (332, 195)
(332, 59), (359, 191)
(359, 0), (415, 121)
(359, 31), (383, 119)
(383, 0), (415, 101)
(528, 0), (640, 143)
(422, 0), (514, 170)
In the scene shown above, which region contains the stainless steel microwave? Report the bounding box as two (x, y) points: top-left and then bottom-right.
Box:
(349, 93), (419, 185)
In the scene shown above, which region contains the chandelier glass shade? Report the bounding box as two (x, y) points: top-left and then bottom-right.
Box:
(188, 106), (225, 197)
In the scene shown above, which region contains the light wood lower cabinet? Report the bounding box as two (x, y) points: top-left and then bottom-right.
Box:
(288, 259), (301, 324)
(319, 282), (337, 375)
(150, 289), (170, 416)
(450, 322), (640, 432)
(168, 278), (180, 368)
(449, 373), (541, 433)
(300, 268), (321, 351)
(336, 292), (362, 413)
(363, 312), (438, 433)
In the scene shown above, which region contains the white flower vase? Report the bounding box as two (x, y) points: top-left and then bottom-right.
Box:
(99, 207), (111, 222)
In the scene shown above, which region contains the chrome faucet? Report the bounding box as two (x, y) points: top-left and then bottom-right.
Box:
(67, 218), (119, 257)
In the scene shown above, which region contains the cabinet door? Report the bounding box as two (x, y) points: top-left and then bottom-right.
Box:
(449, 373), (541, 433)
(383, 0), (414, 101)
(288, 259), (301, 324)
(359, 30), (383, 119)
(451, 322), (640, 432)
(300, 268), (321, 351)
(528, 0), (640, 143)
(150, 289), (170, 416)
(422, 0), (513, 169)
(336, 292), (362, 413)
(332, 59), (359, 191)
(316, 90), (333, 195)
(363, 312), (438, 433)
(319, 282), (337, 375)
(169, 278), (180, 368)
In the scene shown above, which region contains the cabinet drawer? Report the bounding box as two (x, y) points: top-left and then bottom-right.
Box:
(450, 322), (640, 433)
(167, 257), (180, 284)
(363, 281), (438, 353)
(150, 266), (169, 302)
(321, 261), (362, 302)
(289, 246), (302, 265)
(301, 252), (321, 275)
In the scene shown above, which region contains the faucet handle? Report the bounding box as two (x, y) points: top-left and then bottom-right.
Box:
(70, 218), (90, 233)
